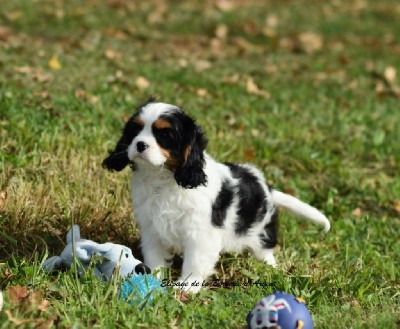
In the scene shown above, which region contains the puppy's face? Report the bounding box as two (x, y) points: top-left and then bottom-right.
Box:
(103, 99), (208, 189)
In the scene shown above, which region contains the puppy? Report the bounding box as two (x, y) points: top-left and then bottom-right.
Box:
(103, 99), (330, 292)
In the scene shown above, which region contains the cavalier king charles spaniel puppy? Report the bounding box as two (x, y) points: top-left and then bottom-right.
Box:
(103, 99), (330, 292)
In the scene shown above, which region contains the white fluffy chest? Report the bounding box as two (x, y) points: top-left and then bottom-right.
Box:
(131, 170), (213, 251)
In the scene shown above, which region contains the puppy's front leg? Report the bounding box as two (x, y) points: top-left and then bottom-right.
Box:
(140, 229), (172, 275)
(178, 231), (222, 293)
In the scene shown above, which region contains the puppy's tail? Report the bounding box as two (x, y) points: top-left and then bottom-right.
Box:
(271, 190), (330, 232)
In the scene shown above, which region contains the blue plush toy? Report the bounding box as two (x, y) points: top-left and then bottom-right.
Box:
(247, 291), (313, 329)
(120, 274), (165, 307)
(42, 225), (151, 280)
(42, 225), (164, 307)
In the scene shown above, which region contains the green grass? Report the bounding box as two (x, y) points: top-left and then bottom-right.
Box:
(1, 0), (399, 328)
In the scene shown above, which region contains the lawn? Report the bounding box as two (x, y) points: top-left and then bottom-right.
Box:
(0, 0), (399, 328)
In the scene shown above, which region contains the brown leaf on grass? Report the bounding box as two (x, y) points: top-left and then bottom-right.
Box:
(33, 91), (51, 99)
(214, 0), (235, 12)
(135, 76), (150, 89)
(7, 286), (50, 313)
(246, 77), (270, 99)
(0, 191), (6, 208)
(194, 59), (212, 71)
(14, 66), (32, 74)
(14, 66), (52, 82)
(222, 74), (240, 84)
(8, 285), (30, 305)
(74, 89), (99, 103)
(234, 37), (264, 53)
(244, 21), (259, 36)
(215, 24), (228, 39)
(5, 10), (22, 21)
(384, 66), (396, 84)
(393, 200), (400, 214)
(297, 32), (323, 54)
(281, 32), (323, 54)
(351, 208), (362, 216)
(104, 49), (122, 60)
(0, 26), (11, 41)
(370, 65), (400, 98)
(265, 15), (279, 28)
(244, 148), (255, 161)
(196, 88), (209, 97)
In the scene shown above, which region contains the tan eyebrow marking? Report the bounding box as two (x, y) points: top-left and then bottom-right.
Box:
(133, 117), (144, 126)
(153, 118), (172, 129)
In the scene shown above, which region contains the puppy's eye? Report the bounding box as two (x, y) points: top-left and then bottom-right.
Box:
(125, 253), (129, 258)
(157, 128), (174, 140)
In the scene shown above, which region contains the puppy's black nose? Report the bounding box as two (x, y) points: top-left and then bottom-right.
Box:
(135, 263), (151, 275)
(136, 141), (149, 153)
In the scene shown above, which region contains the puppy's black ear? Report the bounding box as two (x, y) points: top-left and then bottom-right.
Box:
(102, 119), (139, 172)
(174, 121), (208, 189)
(102, 138), (131, 172)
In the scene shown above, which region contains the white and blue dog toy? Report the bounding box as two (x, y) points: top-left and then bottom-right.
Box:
(43, 225), (151, 281)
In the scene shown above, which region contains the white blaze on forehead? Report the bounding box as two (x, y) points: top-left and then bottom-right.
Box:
(140, 102), (179, 124)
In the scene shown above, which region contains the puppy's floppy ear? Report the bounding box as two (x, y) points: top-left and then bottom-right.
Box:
(174, 120), (208, 189)
(102, 136), (131, 172)
(102, 117), (141, 172)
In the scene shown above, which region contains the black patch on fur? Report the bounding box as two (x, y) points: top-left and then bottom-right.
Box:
(259, 208), (278, 249)
(226, 163), (268, 235)
(212, 180), (234, 227)
(156, 110), (208, 189)
(102, 99), (156, 171)
(135, 263), (152, 275)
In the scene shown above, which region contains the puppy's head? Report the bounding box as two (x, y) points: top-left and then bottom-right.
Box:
(102, 99), (208, 189)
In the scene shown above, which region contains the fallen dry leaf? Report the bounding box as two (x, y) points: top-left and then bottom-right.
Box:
(214, 0), (235, 12)
(14, 66), (32, 74)
(75, 89), (99, 103)
(265, 15), (279, 28)
(393, 200), (400, 214)
(234, 37), (264, 53)
(244, 148), (255, 161)
(196, 88), (208, 97)
(135, 76), (150, 89)
(215, 24), (228, 39)
(104, 49), (122, 60)
(0, 191), (6, 208)
(384, 66), (396, 84)
(246, 77), (270, 98)
(8, 286), (30, 306)
(48, 55), (61, 70)
(297, 32), (323, 54)
(5, 10), (22, 21)
(222, 74), (240, 84)
(14, 66), (52, 82)
(351, 208), (362, 216)
(194, 59), (212, 71)
(0, 26), (11, 41)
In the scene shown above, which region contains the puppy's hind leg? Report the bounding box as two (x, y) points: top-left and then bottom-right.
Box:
(251, 211), (279, 267)
(251, 247), (277, 268)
